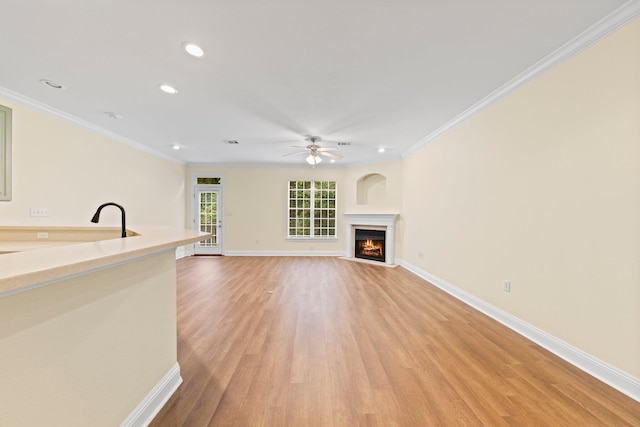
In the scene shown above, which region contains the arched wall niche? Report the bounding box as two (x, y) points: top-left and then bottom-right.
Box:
(356, 173), (387, 206)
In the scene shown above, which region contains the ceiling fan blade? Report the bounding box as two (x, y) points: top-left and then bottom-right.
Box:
(283, 150), (308, 157)
(316, 146), (338, 152)
(319, 151), (342, 159)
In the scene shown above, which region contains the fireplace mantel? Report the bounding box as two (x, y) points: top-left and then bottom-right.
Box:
(343, 214), (398, 265)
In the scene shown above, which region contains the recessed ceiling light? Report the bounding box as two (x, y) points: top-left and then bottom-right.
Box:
(378, 147), (386, 153)
(39, 79), (65, 89)
(104, 112), (123, 119)
(183, 42), (204, 58)
(159, 84), (178, 94)
(330, 159), (336, 163)
(172, 144), (181, 151)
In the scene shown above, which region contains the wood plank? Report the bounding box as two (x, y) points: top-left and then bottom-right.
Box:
(150, 256), (640, 426)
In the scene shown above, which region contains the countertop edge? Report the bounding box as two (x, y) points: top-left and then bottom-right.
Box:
(0, 225), (210, 297)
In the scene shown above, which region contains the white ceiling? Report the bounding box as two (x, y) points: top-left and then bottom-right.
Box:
(0, 0), (633, 166)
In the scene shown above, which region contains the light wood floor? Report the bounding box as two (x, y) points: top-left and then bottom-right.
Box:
(151, 256), (639, 426)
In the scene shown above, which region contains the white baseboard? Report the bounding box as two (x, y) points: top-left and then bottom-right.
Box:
(120, 363), (183, 427)
(399, 260), (640, 402)
(223, 250), (344, 257)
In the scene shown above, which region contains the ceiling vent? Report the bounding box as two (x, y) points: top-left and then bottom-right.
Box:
(223, 140), (239, 145)
(337, 142), (351, 146)
(39, 79), (65, 89)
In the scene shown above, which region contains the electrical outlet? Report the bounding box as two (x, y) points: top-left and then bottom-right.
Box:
(37, 232), (49, 239)
(30, 208), (49, 217)
(418, 251), (424, 259)
(504, 280), (511, 293)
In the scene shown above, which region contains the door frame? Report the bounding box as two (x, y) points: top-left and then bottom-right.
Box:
(191, 173), (224, 255)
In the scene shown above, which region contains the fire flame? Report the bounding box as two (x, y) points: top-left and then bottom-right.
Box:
(359, 239), (383, 257)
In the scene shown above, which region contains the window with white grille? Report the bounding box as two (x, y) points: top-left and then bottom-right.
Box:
(288, 180), (337, 238)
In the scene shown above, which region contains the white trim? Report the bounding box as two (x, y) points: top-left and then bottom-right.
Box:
(186, 157), (405, 169)
(120, 363), (182, 427)
(224, 250), (344, 257)
(403, 0), (640, 157)
(399, 260), (640, 402)
(0, 86), (182, 165)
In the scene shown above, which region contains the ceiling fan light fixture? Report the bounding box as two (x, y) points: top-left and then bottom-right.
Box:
(306, 154), (322, 165)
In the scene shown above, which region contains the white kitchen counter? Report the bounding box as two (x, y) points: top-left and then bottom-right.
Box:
(0, 224), (207, 296)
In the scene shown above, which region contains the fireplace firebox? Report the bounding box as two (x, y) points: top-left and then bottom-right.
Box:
(355, 229), (385, 263)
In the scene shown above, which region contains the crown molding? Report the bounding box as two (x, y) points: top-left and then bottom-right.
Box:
(0, 86), (184, 165)
(186, 161), (344, 169)
(404, 0), (640, 157)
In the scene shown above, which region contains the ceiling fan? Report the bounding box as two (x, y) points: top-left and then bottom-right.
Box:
(284, 135), (343, 166)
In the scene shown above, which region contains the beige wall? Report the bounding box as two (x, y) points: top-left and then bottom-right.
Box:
(187, 162), (405, 255)
(187, 166), (347, 254)
(342, 159), (404, 259)
(0, 98), (186, 229)
(342, 159), (404, 214)
(0, 251), (178, 426)
(401, 18), (640, 376)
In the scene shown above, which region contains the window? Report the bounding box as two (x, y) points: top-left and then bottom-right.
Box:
(288, 180), (337, 238)
(0, 104), (11, 201)
(197, 177), (221, 185)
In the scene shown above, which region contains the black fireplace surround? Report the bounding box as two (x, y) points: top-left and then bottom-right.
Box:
(354, 229), (385, 262)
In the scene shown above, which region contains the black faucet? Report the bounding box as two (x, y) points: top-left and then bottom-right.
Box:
(91, 202), (127, 238)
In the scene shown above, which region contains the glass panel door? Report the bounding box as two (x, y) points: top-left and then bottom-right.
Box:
(194, 188), (222, 254)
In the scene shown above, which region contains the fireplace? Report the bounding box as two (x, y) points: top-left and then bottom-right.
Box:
(355, 229), (385, 262)
(343, 214), (398, 265)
